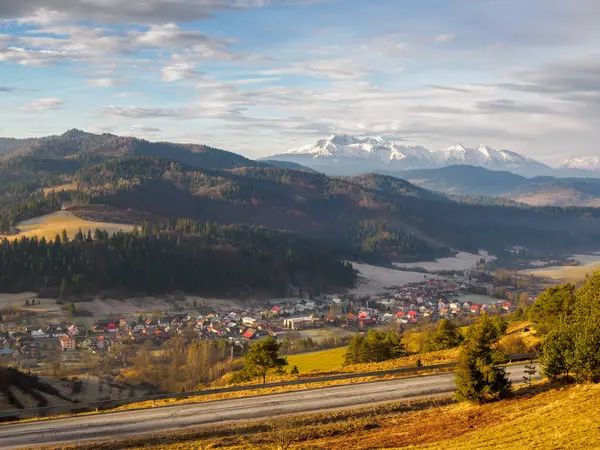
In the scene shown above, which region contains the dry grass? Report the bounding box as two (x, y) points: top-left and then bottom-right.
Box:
(521, 263), (600, 283)
(0, 210), (134, 240)
(285, 347), (347, 372)
(42, 382), (600, 450)
(43, 182), (79, 194)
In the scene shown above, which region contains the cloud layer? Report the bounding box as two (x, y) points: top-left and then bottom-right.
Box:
(1, 0), (599, 162)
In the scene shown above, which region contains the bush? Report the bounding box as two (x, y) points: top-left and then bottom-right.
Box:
(422, 319), (463, 353)
(344, 330), (406, 365)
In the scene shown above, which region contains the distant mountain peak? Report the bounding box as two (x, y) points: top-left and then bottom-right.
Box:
(560, 156), (600, 172)
(267, 135), (551, 176)
(61, 128), (91, 139)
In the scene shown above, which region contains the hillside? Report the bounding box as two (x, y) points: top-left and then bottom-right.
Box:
(51, 383), (600, 449)
(2, 130), (600, 295)
(399, 165), (600, 207)
(81, 157), (600, 254)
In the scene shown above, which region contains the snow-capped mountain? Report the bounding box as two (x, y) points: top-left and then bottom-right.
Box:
(285, 135), (436, 166)
(560, 156), (600, 172)
(434, 144), (547, 171)
(263, 135), (551, 176)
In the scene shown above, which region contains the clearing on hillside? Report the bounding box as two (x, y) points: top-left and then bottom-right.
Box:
(0, 210), (134, 241)
(285, 347), (347, 373)
(42, 182), (79, 194)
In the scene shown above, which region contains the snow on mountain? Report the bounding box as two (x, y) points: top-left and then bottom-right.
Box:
(434, 143), (544, 169)
(285, 134), (434, 165)
(560, 156), (600, 172)
(264, 135), (551, 176)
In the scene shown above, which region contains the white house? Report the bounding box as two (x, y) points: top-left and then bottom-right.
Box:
(242, 317), (257, 326)
(31, 329), (48, 339)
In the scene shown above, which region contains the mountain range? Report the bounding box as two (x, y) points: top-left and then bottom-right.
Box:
(264, 135), (600, 177)
(397, 165), (600, 207)
(2, 129), (600, 263)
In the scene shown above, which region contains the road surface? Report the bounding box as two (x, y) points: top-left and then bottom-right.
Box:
(0, 364), (538, 449)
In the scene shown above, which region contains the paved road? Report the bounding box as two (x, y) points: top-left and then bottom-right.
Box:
(0, 364), (538, 449)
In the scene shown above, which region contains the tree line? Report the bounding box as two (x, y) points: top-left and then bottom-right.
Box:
(529, 276), (600, 382)
(0, 224), (356, 297)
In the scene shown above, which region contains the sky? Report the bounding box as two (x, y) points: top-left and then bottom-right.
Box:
(0, 0), (599, 164)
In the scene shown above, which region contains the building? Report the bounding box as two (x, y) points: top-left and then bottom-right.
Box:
(282, 316), (320, 330)
(59, 335), (76, 351)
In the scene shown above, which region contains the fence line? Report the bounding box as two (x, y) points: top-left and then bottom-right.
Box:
(0, 352), (536, 420)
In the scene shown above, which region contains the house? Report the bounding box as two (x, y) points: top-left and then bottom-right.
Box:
(96, 335), (109, 350)
(119, 319), (131, 331)
(271, 306), (281, 314)
(242, 328), (257, 340)
(59, 335), (76, 351)
(242, 317), (257, 326)
(107, 323), (118, 333)
(31, 329), (49, 339)
(470, 305), (481, 314)
(80, 338), (93, 350)
(133, 324), (146, 332)
(407, 310), (418, 318)
(67, 325), (80, 337)
(502, 301), (512, 311)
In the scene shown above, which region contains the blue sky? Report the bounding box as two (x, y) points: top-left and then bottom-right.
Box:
(1, 0), (599, 163)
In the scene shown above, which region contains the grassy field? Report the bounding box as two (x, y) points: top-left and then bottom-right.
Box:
(48, 383), (600, 450)
(285, 347), (347, 372)
(42, 182), (79, 194)
(521, 263), (600, 282)
(0, 210), (134, 240)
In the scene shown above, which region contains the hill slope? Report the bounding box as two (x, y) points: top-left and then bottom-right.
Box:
(69, 156), (600, 258)
(399, 165), (600, 206)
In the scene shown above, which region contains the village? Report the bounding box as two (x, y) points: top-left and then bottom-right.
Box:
(0, 270), (526, 373)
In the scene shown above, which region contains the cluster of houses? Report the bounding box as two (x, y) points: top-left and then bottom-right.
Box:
(369, 278), (514, 324)
(0, 274), (520, 368)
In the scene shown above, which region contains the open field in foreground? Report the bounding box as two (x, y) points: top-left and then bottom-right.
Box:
(39, 382), (600, 450)
(0, 210), (134, 241)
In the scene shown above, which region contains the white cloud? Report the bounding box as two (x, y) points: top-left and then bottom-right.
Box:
(262, 59), (369, 80)
(0, 0), (313, 24)
(87, 78), (127, 87)
(434, 34), (456, 43)
(20, 97), (64, 112)
(129, 124), (163, 133)
(114, 91), (143, 97)
(161, 64), (200, 82)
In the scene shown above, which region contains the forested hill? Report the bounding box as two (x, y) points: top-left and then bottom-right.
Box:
(0, 129), (263, 172)
(0, 224), (356, 298)
(2, 130), (600, 289)
(70, 156), (600, 258)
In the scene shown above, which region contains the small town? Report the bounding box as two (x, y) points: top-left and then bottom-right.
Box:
(1, 272), (526, 372)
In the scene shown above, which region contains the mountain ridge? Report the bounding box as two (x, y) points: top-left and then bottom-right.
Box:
(265, 134), (600, 178)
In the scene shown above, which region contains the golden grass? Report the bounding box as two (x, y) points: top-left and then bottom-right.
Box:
(45, 383), (600, 450)
(0, 210), (134, 241)
(43, 182), (79, 194)
(285, 347), (347, 372)
(521, 263), (600, 282)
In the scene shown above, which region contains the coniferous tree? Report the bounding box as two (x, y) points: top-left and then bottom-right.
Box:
(455, 315), (511, 403)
